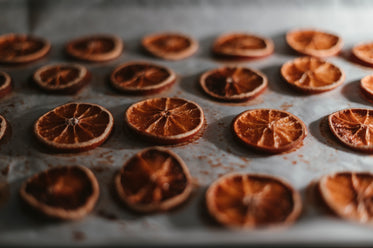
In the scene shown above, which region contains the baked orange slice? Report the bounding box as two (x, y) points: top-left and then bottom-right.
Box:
(286, 29), (343, 57)
(34, 102), (114, 152)
(66, 34), (123, 62)
(318, 171), (373, 223)
(281, 56), (345, 93)
(212, 33), (274, 58)
(232, 109), (307, 153)
(206, 173), (302, 228)
(0, 71), (12, 98)
(360, 75), (373, 100)
(200, 66), (267, 102)
(19, 165), (99, 220)
(125, 97), (205, 145)
(328, 108), (373, 152)
(0, 33), (50, 64)
(115, 147), (193, 212)
(352, 42), (373, 66)
(33, 64), (90, 94)
(142, 32), (198, 60)
(0, 114), (9, 142)
(110, 62), (176, 95)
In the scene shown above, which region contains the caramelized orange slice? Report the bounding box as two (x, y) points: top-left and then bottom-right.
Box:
(361, 75), (373, 100)
(328, 108), (373, 152)
(232, 109), (307, 153)
(0, 114), (9, 142)
(110, 62), (176, 94)
(200, 66), (267, 102)
(20, 165), (99, 220)
(34, 102), (114, 152)
(125, 97), (205, 145)
(33, 64), (90, 94)
(66, 34), (123, 62)
(319, 171), (373, 223)
(0, 71), (12, 98)
(281, 56), (345, 93)
(0, 33), (50, 64)
(286, 29), (343, 57)
(115, 147), (193, 212)
(142, 32), (198, 60)
(206, 173), (302, 228)
(212, 33), (274, 58)
(353, 42), (373, 66)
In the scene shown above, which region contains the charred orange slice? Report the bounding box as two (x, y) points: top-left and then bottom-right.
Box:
(286, 29), (343, 57)
(115, 147), (193, 212)
(125, 97), (205, 145)
(353, 42), (373, 66)
(19, 165), (99, 220)
(0, 71), (12, 98)
(142, 32), (198, 60)
(33, 64), (90, 94)
(34, 102), (114, 152)
(66, 34), (123, 62)
(110, 62), (176, 95)
(232, 109), (307, 153)
(0, 33), (50, 64)
(200, 66), (267, 102)
(361, 75), (373, 100)
(328, 108), (373, 152)
(281, 56), (345, 93)
(206, 173), (302, 228)
(212, 33), (274, 58)
(0, 114), (9, 142)
(319, 171), (373, 223)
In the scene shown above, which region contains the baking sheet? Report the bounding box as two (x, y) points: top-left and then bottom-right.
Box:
(1, 0), (373, 246)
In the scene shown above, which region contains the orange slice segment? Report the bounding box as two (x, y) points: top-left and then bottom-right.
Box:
(319, 171), (373, 223)
(281, 56), (345, 93)
(66, 34), (123, 62)
(33, 64), (90, 94)
(0, 33), (51, 64)
(206, 173), (302, 228)
(212, 33), (274, 58)
(0, 115), (9, 142)
(125, 97), (205, 145)
(232, 109), (307, 153)
(110, 62), (176, 95)
(34, 102), (114, 152)
(286, 29), (343, 57)
(361, 75), (373, 100)
(200, 66), (267, 102)
(0, 71), (12, 98)
(353, 42), (373, 66)
(115, 147), (193, 212)
(19, 165), (99, 220)
(328, 108), (373, 152)
(142, 32), (198, 60)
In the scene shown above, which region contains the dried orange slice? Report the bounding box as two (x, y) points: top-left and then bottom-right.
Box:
(34, 102), (114, 152)
(352, 42), (373, 66)
(110, 62), (176, 95)
(200, 66), (267, 102)
(0, 71), (12, 98)
(0, 33), (50, 64)
(281, 56), (345, 93)
(0, 114), (9, 142)
(206, 173), (302, 228)
(125, 97), (204, 145)
(286, 29), (343, 57)
(212, 33), (274, 58)
(33, 64), (90, 94)
(115, 147), (193, 212)
(66, 34), (123, 62)
(142, 32), (198, 60)
(361, 75), (373, 100)
(328, 108), (373, 152)
(232, 109), (307, 153)
(19, 165), (99, 220)
(318, 171), (373, 223)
